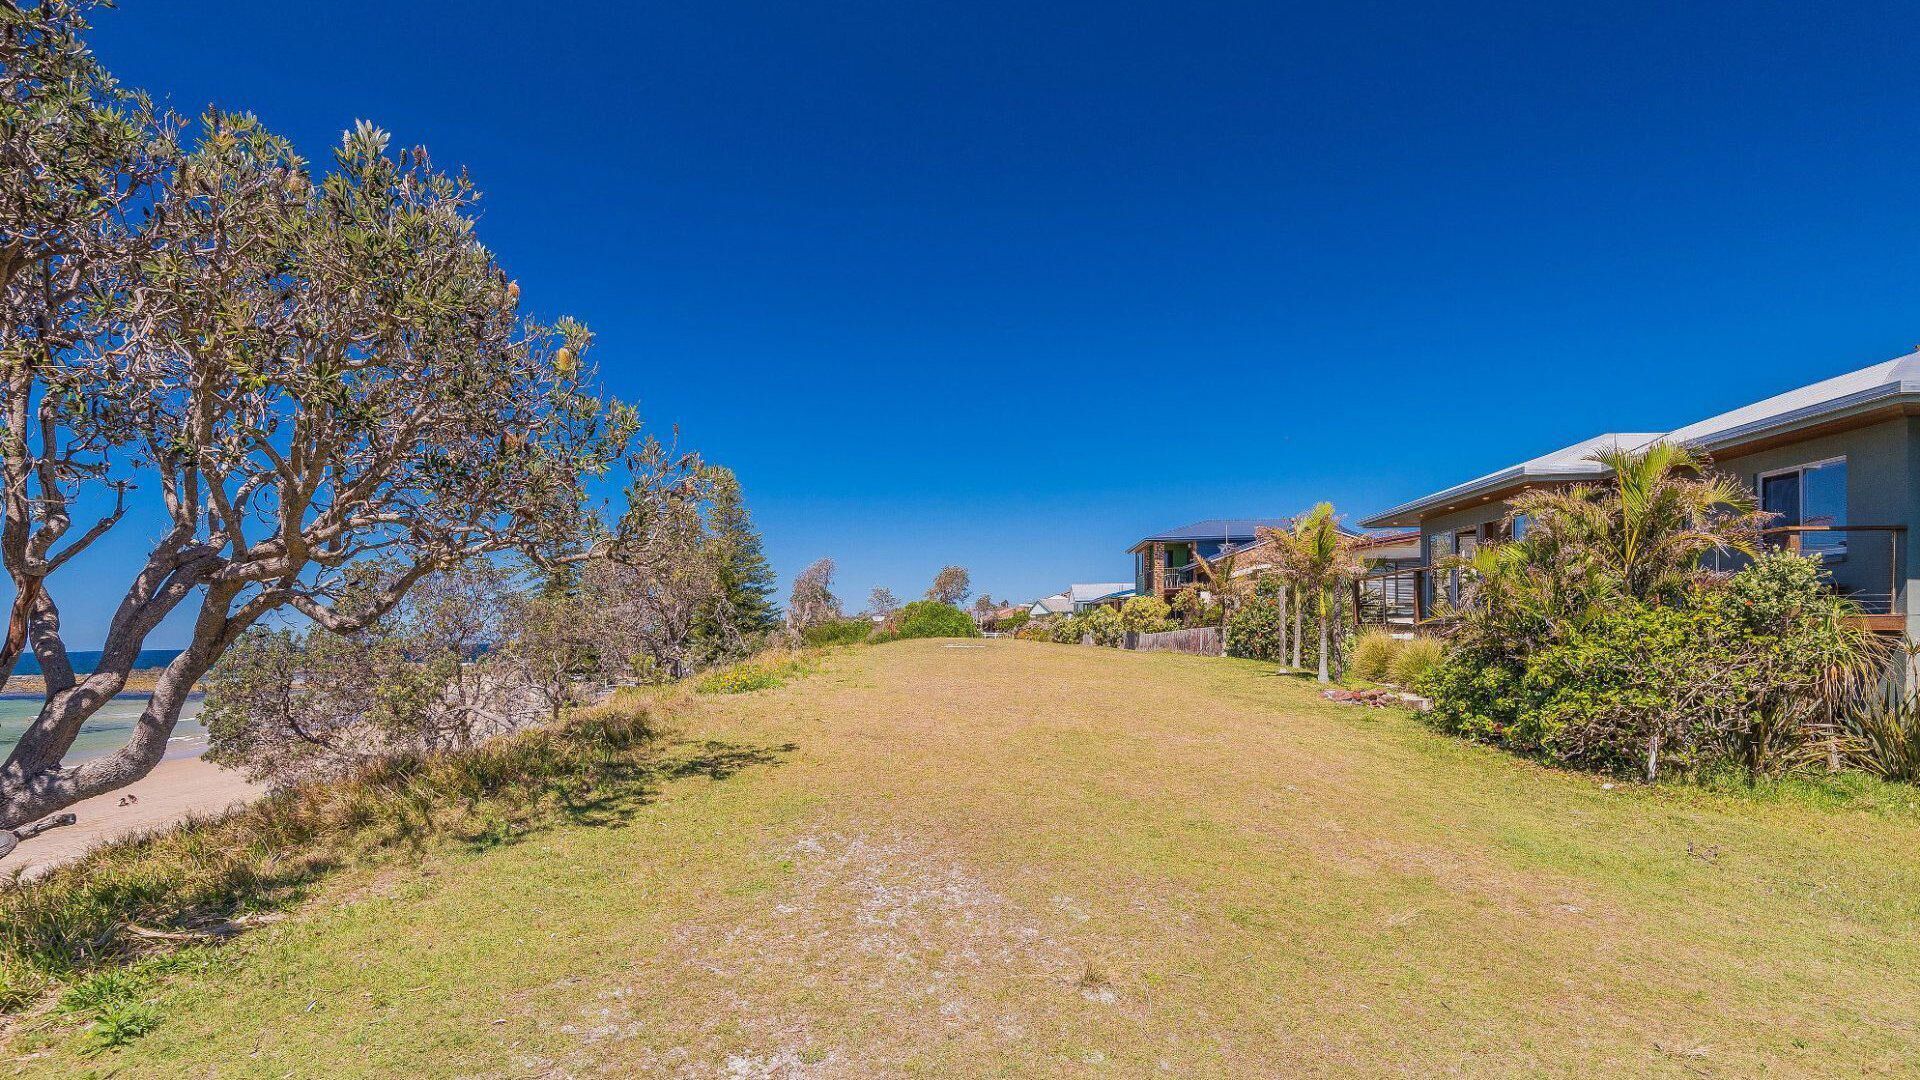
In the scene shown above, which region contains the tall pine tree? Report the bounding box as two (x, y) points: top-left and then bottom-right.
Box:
(694, 468), (780, 654)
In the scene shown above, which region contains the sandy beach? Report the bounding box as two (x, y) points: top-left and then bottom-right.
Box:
(6, 755), (266, 881)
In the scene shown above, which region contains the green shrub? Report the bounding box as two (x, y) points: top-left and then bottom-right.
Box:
(997, 609), (1031, 632)
(1080, 604), (1124, 646)
(1843, 658), (1920, 782)
(1349, 631), (1401, 681)
(1419, 640), (1533, 749)
(1117, 596), (1173, 635)
(871, 600), (980, 643)
(1049, 614), (1087, 643)
(1224, 597), (1283, 661)
(1424, 553), (1875, 779)
(1388, 636), (1444, 687)
(800, 617), (873, 647)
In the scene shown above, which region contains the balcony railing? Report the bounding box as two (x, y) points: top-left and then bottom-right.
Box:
(1710, 525), (1907, 619)
(1401, 524), (1908, 629)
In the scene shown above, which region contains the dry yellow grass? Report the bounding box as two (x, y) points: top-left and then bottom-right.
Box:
(12, 639), (1920, 1076)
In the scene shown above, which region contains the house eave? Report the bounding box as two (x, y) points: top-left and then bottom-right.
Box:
(1358, 468), (1600, 529)
(1678, 386), (1920, 458)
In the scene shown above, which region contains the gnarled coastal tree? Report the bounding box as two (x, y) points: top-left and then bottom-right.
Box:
(0, 3), (646, 846)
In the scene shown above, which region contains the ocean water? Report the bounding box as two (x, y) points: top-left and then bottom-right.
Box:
(0, 694), (207, 763)
(12, 649), (185, 676)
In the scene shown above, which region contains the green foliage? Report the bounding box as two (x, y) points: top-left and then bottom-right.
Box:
(1117, 596), (1173, 635)
(1224, 595), (1283, 661)
(800, 617), (875, 647)
(1425, 552), (1876, 779)
(871, 600), (981, 643)
(693, 468), (782, 654)
(1388, 636), (1444, 688)
(1418, 640), (1531, 747)
(1078, 604), (1124, 646)
(59, 970), (160, 1052)
(1520, 600), (1740, 772)
(1349, 631), (1400, 682)
(1842, 648), (1920, 782)
(1170, 586), (1210, 628)
(997, 609), (1031, 632)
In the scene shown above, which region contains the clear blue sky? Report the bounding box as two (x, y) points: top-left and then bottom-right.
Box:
(67, 1), (1920, 641)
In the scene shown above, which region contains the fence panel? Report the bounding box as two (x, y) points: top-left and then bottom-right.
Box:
(1126, 626), (1223, 656)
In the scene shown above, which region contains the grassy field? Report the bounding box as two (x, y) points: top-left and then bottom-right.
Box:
(10, 638), (1920, 1076)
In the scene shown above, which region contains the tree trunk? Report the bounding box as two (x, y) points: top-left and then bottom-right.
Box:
(1317, 587), (1331, 684)
(1645, 734), (1661, 783)
(1276, 587), (1289, 668)
(1291, 588), (1303, 670)
(1, 644), (211, 839)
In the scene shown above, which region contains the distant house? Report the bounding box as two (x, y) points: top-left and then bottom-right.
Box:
(974, 604), (1028, 632)
(1069, 582), (1134, 611)
(1028, 593), (1073, 618)
(1360, 349), (1920, 636)
(1127, 517), (1420, 624)
(1128, 519), (1294, 602)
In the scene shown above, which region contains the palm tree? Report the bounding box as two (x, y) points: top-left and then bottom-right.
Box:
(1188, 548), (1242, 633)
(1509, 442), (1765, 606)
(1265, 505), (1365, 682)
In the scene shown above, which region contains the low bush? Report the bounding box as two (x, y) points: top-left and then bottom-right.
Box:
(1117, 596), (1173, 635)
(1388, 636), (1444, 688)
(1225, 595), (1283, 661)
(58, 969), (160, 1053)
(1077, 604), (1124, 646)
(871, 600), (981, 642)
(799, 617), (873, 647)
(997, 609), (1031, 633)
(1424, 552), (1875, 779)
(1843, 659), (1920, 782)
(1349, 631), (1400, 681)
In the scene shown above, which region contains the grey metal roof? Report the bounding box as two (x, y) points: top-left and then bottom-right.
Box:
(1359, 346), (1920, 530)
(1129, 518), (1296, 549)
(1659, 349), (1920, 452)
(1069, 582), (1135, 604)
(1358, 433), (1664, 529)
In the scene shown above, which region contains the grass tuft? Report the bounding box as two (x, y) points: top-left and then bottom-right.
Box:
(1387, 636), (1444, 687)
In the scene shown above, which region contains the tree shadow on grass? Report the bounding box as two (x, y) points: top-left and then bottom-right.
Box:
(467, 738), (796, 845)
(0, 737), (796, 980)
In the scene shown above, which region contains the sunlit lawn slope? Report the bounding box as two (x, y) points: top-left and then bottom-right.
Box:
(13, 639), (1920, 1076)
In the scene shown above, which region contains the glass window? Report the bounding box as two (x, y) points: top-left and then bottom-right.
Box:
(1510, 513), (1529, 541)
(1801, 459), (1847, 555)
(1760, 459), (1846, 558)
